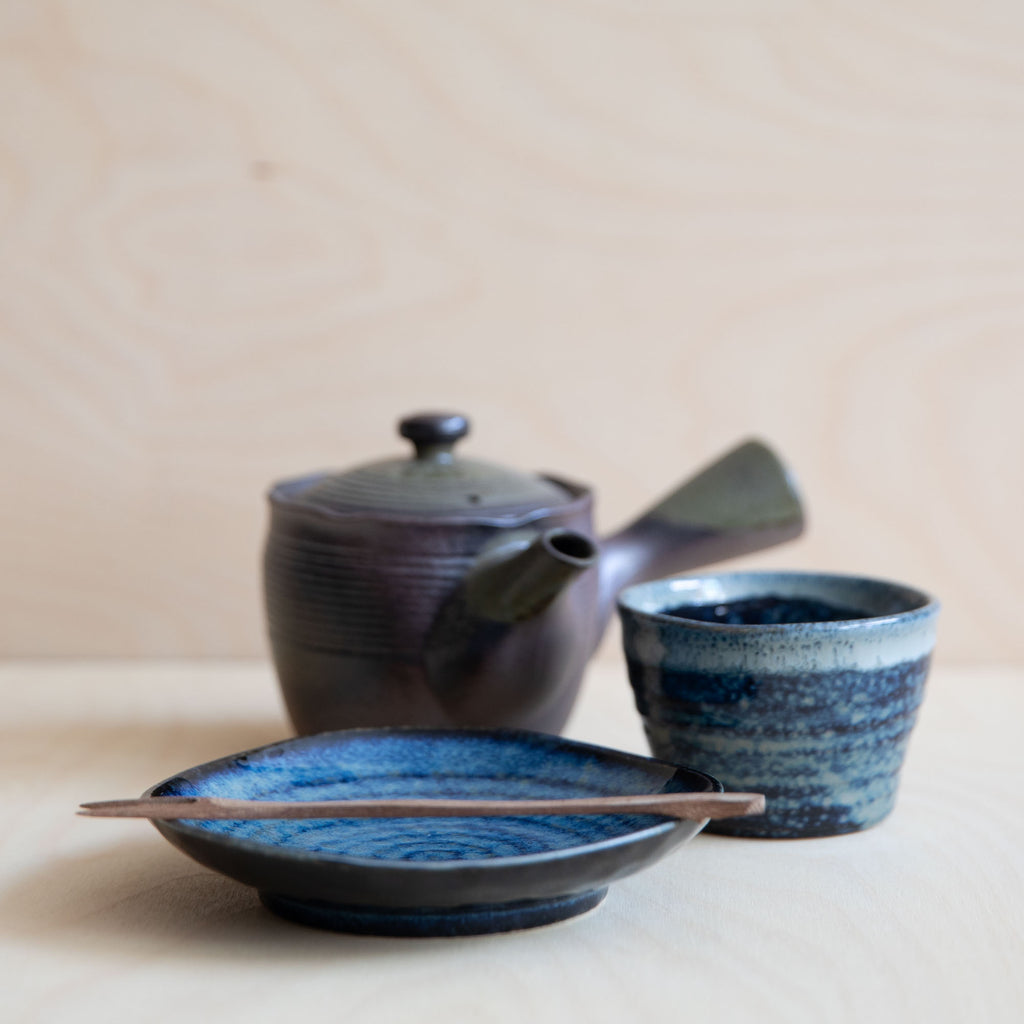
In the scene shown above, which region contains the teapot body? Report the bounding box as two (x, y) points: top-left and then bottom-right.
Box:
(264, 474), (599, 734)
(262, 413), (805, 736)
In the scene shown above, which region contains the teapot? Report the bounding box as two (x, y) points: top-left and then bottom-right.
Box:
(264, 412), (804, 735)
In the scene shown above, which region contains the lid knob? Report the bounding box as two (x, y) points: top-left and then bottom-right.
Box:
(399, 412), (469, 463)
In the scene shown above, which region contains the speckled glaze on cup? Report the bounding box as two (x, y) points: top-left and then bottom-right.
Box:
(618, 572), (939, 838)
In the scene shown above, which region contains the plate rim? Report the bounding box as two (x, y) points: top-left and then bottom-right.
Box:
(146, 726), (722, 873)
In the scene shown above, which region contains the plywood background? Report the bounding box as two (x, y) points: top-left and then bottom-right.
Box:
(1, 0), (1021, 663)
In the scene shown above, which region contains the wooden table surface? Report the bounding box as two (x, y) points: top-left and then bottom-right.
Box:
(1, 658), (1021, 1024)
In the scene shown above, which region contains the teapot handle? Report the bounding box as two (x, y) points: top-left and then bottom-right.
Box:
(595, 438), (805, 634)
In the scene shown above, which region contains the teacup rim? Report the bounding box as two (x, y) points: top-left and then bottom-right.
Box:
(616, 570), (940, 632)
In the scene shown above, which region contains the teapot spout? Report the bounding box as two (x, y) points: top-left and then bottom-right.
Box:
(596, 439), (805, 631)
(465, 528), (598, 624)
(421, 526), (599, 730)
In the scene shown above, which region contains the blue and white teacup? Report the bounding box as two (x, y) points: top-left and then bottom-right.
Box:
(618, 571), (939, 838)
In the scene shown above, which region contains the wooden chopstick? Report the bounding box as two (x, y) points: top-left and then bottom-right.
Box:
(79, 791), (765, 822)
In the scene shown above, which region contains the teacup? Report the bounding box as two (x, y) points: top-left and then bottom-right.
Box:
(617, 571), (939, 838)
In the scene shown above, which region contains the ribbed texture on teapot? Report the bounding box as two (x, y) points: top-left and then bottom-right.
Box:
(274, 413), (577, 518)
(292, 457), (573, 517)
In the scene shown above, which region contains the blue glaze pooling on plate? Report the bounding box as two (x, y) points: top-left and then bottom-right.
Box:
(147, 729), (722, 936)
(618, 571), (940, 839)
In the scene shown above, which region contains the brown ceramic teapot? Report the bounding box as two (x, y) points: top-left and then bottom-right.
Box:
(264, 412), (804, 735)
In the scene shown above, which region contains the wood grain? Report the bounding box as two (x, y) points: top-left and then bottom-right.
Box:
(1, 660), (1022, 1024)
(1, 1), (1022, 659)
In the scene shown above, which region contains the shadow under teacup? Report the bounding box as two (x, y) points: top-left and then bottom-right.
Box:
(617, 571), (939, 838)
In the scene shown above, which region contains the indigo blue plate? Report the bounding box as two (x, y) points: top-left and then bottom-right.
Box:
(146, 729), (721, 937)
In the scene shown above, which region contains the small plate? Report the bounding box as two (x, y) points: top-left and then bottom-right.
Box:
(147, 728), (721, 937)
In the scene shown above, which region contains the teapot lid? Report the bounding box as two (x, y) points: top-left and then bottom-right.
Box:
(290, 413), (576, 517)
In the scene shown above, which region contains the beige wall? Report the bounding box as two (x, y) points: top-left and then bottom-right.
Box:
(2, 1), (1021, 664)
